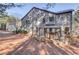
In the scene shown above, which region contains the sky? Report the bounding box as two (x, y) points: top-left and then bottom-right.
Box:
(6, 3), (79, 19)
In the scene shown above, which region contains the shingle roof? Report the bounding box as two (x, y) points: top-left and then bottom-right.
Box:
(21, 7), (74, 20)
(33, 7), (74, 14)
(56, 9), (74, 14)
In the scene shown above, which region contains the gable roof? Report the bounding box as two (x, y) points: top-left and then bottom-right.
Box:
(21, 7), (74, 20)
(56, 9), (74, 14)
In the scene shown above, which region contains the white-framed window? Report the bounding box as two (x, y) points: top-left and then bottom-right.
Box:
(49, 16), (54, 22)
(43, 18), (45, 23)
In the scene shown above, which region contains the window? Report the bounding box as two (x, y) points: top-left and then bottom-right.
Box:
(49, 16), (54, 22)
(49, 16), (55, 25)
(61, 16), (64, 20)
(26, 20), (30, 26)
(43, 18), (45, 23)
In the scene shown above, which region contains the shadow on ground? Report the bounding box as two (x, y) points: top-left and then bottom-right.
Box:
(7, 37), (71, 55)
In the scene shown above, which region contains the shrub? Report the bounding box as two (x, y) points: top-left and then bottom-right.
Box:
(12, 29), (28, 34)
(21, 30), (28, 34)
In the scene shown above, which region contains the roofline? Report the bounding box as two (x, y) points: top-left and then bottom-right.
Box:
(33, 7), (56, 14)
(34, 7), (74, 14)
(56, 9), (74, 14)
(21, 7), (74, 20)
(21, 7), (35, 21)
(21, 7), (56, 21)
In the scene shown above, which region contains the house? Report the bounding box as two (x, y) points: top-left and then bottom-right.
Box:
(0, 16), (21, 32)
(6, 19), (21, 31)
(21, 7), (74, 40)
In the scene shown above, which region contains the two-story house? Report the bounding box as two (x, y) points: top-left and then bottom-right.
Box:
(21, 7), (74, 40)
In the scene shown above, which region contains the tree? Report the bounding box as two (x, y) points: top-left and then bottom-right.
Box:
(0, 3), (23, 31)
(43, 3), (56, 10)
(72, 9), (79, 34)
(74, 10), (79, 23)
(0, 3), (23, 18)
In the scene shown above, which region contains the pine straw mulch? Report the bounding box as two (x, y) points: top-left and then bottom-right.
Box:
(0, 34), (31, 55)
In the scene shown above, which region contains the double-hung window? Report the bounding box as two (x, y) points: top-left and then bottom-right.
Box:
(49, 16), (55, 24)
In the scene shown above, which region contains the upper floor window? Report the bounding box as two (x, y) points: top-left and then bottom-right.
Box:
(26, 20), (30, 24)
(49, 16), (54, 22)
(61, 16), (64, 20)
(43, 18), (45, 23)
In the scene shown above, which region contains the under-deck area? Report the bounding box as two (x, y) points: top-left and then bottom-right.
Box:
(35, 26), (62, 41)
(33, 24), (71, 43)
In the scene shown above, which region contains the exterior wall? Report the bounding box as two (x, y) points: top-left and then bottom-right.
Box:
(55, 13), (72, 32)
(21, 8), (72, 37)
(21, 8), (46, 31)
(6, 20), (21, 31)
(6, 22), (16, 31)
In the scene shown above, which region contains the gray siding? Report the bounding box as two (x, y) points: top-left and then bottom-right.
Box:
(21, 7), (72, 33)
